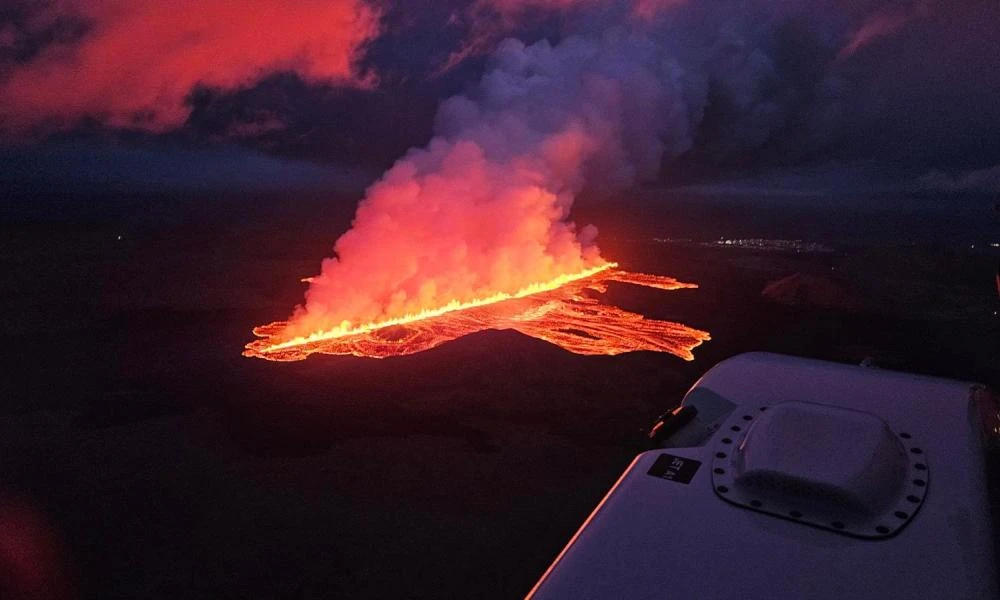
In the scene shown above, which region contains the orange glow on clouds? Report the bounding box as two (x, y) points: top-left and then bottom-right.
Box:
(0, 0), (380, 132)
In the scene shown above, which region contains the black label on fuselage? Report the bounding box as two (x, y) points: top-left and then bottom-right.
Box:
(647, 453), (701, 484)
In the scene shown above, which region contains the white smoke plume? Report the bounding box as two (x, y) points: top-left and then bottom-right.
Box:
(279, 0), (935, 339)
(283, 28), (699, 338)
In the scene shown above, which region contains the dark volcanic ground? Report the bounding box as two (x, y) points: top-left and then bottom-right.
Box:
(0, 189), (997, 599)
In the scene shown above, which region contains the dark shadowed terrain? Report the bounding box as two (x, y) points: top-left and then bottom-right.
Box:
(0, 189), (997, 599)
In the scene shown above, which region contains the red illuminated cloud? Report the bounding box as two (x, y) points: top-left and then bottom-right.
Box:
(0, 0), (381, 133)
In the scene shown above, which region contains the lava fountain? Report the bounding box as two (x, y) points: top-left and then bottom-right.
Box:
(244, 264), (710, 361)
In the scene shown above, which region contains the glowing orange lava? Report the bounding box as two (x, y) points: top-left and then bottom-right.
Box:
(244, 266), (710, 361)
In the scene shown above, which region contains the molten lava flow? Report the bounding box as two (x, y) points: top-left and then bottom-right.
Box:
(244, 267), (710, 361)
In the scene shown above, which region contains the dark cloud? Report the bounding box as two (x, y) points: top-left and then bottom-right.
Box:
(0, 141), (372, 192)
(1, 0), (998, 192)
(915, 165), (1000, 194)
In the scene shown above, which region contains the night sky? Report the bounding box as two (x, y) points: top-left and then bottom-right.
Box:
(2, 0), (999, 196)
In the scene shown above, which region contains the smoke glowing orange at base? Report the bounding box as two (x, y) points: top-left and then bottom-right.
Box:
(243, 266), (710, 361)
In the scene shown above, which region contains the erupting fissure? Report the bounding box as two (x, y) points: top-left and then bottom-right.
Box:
(245, 23), (715, 362)
(255, 262), (619, 353)
(244, 266), (710, 361)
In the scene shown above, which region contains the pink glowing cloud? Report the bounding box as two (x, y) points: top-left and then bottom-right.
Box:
(0, 0), (381, 134)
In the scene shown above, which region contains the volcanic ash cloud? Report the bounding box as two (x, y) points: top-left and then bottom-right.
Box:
(279, 32), (698, 341)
